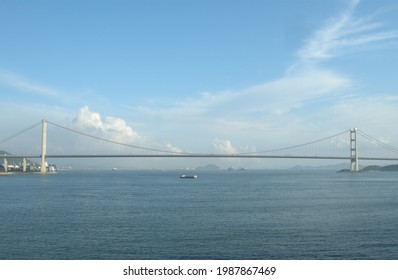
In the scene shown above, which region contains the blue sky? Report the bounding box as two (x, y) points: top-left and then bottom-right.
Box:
(1, 0), (398, 168)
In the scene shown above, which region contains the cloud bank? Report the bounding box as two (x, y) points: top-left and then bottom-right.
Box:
(212, 138), (238, 154)
(71, 106), (185, 154)
(73, 106), (140, 142)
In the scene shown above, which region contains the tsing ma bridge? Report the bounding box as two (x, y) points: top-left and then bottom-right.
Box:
(2, 120), (398, 173)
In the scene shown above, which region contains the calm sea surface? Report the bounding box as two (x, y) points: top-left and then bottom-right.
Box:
(0, 170), (397, 260)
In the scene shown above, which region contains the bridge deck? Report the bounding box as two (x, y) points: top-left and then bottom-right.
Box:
(1, 154), (398, 161)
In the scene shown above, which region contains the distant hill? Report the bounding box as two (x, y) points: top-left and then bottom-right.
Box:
(361, 165), (382, 172)
(290, 163), (351, 171)
(380, 164), (398, 171)
(196, 164), (220, 171)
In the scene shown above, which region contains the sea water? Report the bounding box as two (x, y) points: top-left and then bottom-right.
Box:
(0, 170), (397, 259)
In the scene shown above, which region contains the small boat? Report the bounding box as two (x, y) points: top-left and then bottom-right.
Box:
(180, 175), (198, 179)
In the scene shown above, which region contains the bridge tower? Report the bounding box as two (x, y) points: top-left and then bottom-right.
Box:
(350, 128), (359, 172)
(40, 119), (47, 174)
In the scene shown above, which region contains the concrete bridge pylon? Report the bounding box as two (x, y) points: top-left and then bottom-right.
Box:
(40, 119), (47, 174)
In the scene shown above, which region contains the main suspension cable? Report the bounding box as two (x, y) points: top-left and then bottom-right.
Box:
(46, 120), (194, 155)
(0, 121), (42, 145)
(357, 130), (398, 154)
(239, 130), (348, 155)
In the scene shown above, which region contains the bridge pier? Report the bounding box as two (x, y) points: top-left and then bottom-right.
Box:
(350, 128), (359, 172)
(23, 158), (27, 172)
(3, 158), (7, 172)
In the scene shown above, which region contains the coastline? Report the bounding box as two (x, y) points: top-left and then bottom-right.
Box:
(0, 172), (57, 175)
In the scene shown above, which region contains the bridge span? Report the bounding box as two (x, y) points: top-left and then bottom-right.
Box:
(2, 153), (398, 161)
(2, 120), (398, 173)
(2, 154), (353, 160)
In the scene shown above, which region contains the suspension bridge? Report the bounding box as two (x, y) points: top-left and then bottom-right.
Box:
(1, 120), (398, 173)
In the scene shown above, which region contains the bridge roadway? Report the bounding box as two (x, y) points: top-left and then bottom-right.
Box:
(1, 154), (398, 161)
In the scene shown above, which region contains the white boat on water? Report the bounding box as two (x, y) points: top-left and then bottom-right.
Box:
(180, 175), (197, 179)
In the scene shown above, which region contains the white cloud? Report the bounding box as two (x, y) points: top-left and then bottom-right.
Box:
(135, 68), (349, 123)
(327, 96), (398, 130)
(0, 69), (61, 97)
(212, 138), (238, 154)
(243, 68), (350, 114)
(297, 0), (398, 63)
(73, 106), (140, 142)
(72, 106), (185, 154)
(165, 143), (183, 153)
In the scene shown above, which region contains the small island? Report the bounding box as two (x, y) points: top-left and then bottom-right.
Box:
(338, 164), (398, 172)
